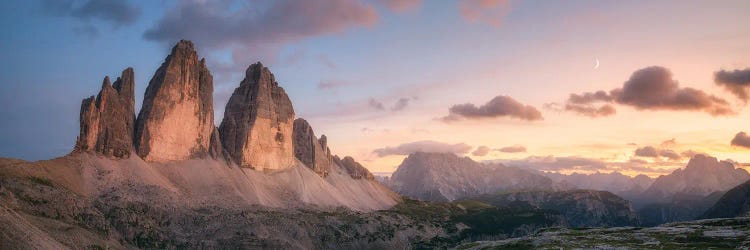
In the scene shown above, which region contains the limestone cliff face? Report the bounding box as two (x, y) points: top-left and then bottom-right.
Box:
(219, 62), (295, 170)
(293, 118), (333, 177)
(334, 156), (375, 180)
(74, 68), (135, 158)
(134, 40), (215, 162)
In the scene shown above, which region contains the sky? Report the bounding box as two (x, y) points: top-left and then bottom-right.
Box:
(2, 0), (750, 177)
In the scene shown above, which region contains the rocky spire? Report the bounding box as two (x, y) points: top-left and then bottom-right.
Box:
(134, 40), (215, 162)
(219, 62), (296, 170)
(293, 118), (333, 177)
(74, 68), (136, 158)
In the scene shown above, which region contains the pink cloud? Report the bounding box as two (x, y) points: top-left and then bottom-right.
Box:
(379, 0), (422, 12)
(458, 0), (511, 27)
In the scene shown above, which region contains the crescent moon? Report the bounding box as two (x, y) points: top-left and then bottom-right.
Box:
(594, 58), (600, 69)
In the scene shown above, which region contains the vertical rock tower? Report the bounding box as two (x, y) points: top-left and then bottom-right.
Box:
(134, 40), (215, 162)
(292, 118), (333, 177)
(219, 62), (296, 170)
(74, 68), (136, 158)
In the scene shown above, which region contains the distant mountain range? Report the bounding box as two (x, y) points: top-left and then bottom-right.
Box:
(385, 151), (750, 226)
(386, 152), (556, 201)
(462, 190), (639, 227)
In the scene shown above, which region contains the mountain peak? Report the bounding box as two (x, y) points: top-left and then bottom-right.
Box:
(219, 62), (295, 170)
(172, 39), (195, 53)
(74, 68), (136, 158)
(134, 40), (215, 162)
(644, 154), (750, 199)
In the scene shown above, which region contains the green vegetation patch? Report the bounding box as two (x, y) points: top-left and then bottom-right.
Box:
(27, 176), (54, 187)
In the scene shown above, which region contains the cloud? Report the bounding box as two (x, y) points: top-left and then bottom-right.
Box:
(71, 0), (141, 25)
(564, 103), (616, 117)
(143, 0), (377, 67)
(561, 66), (734, 117)
(368, 98), (385, 111)
(378, 0), (422, 12)
(458, 0), (511, 27)
(368, 97), (412, 112)
(634, 146), (681, 160)
(568, 90), (613, 104)
(498, 145), (526, 153)
(680, 150), (704, 158)
(391, 98), (410, 111)
(496, 155), (675, 175)
(498, 156), (607, 172)
(715, 68), (750, 101)
(660, 138), (677, 147)
(731, 132), (750, 149)
(472, 146), (490, 156)
(373, 140), (472, 157)
(41, 0), (142, 36)
(441, 95), (543, 122)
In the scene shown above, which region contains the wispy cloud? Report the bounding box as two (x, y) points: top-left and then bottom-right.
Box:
(41, 0), (142, 37)
(143, 0), (378, 72)
(377, 0), (422, 12)
(458, 0), (511, 27)
(373, 140), (472, 157)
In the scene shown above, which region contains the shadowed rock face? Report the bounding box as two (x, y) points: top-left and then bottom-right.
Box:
(292, 118), (333, 177)
(219, 62), (295, 170)
(334, 156), (375, 180)
(702, 179), (750, 219)
(134, 40), (215, 162)
(74, 68), (135, 158)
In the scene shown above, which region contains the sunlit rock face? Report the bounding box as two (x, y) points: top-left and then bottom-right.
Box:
(74, 68), (136, 158)
(293, 118), (333, 177)
(333, 155), (375, 180)
(134, 40), (215, 162)
(643, 154), (750, 199)
(219, 62), (295, 170)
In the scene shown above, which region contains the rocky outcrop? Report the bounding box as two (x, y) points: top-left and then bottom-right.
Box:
(74, 68), (135, 158)
(333, 156), (374, 180)
(219, 62), (295, 170)
(293, 118), (333, 177)
(134, 40), (215, 162)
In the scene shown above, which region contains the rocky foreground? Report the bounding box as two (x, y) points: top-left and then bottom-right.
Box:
(0, 156), (572, 249)
(458, 217), (750, 249)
